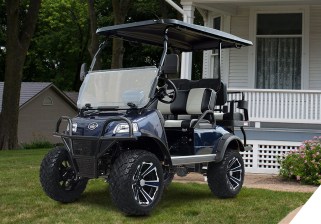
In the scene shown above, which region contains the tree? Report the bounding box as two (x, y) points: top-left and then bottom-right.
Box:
(0, 2), (5, 81)
(111, 0), (131, 69)
(0, 0), (41, 150)
(87, 0), (101, 70)
(24, 0), (89, 91)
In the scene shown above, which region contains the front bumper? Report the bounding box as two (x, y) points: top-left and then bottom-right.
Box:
(55, 116), (137, 178)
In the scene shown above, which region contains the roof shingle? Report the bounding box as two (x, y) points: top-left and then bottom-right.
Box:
(0, 82), (52, 112)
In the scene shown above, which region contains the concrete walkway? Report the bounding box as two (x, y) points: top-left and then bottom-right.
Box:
(174, 173), (318, 193)
(288, 186), (321, 224)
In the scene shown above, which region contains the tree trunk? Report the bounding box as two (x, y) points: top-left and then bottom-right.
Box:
(87, 0), (101, 70)
(71, 4), (90, 91)
(111, 0), (131, 69)
(0, 0), (41, 150)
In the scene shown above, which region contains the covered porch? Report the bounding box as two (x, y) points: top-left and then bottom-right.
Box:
(177, 0), (321, 88)
(177, 0), (321, 89)
(168, 0), (321, 173)
(230, 88), (321, 174)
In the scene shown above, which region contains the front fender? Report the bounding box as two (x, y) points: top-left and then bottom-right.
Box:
(138, 130), (172, 167)
(214, 133), (244, 162)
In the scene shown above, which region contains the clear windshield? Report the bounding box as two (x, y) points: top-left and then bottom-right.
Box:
(77, 66), (158, 109)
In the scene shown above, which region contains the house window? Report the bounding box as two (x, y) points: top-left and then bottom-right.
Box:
(211, 16), (221, 79)
(256, 13), (302, 89)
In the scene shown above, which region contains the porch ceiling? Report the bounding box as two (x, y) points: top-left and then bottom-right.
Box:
(182, 0), (321, 15)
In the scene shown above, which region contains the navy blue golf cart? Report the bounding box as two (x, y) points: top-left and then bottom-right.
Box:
(40, 19), (253, 216)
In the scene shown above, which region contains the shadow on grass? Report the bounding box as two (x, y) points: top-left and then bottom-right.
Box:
(79, 186), (118, 211)
(77, 182), (223, 212)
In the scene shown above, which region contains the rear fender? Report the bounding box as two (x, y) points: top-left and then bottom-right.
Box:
(214, 133), (244, 163)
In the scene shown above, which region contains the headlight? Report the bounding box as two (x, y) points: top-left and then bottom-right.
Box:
(113, 123), (138, 134)
(67, 123), (78, 132)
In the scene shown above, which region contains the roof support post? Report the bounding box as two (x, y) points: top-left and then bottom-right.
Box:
(181, 3), (195, 80)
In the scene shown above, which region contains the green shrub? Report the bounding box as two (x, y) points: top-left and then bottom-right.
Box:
(279, 136), (321, 185)
(21, 139), (54, 149)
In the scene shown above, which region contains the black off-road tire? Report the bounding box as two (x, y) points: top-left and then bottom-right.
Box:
(163, 170), (174, 189)
(109, 150), (164, 216)
(40, 147), (88, 203)
(207, 149), (244, 198)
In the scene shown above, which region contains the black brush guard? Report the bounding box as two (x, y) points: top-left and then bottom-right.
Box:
(54, 116), (137, 178)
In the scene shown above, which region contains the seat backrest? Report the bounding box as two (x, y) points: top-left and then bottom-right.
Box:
(171, 79), (227, 106)
(157, 88), (216, 115)
(157, 90), (188, 115)
(170, 79), (190, 90)
(186, 88), (216, 114)
(196, 79), (227, 106)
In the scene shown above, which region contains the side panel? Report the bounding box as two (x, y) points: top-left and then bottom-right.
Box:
(194, 126), (229, 155)
(165, 128), (194, 156)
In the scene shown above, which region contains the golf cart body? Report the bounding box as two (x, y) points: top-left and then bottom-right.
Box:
(40, 19), (253, 215)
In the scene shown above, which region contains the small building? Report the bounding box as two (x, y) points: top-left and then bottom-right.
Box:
(0, 82), (77, 145)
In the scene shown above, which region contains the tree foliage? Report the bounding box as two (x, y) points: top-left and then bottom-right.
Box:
(24, 0), (89, 90)
(0, 0), (207, 148)
(1, 0), (203, 91)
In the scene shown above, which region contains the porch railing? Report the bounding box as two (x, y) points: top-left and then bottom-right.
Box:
(228, 88), (321, 124)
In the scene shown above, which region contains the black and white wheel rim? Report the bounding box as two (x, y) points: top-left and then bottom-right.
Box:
(132, 162), (160, 206)
(59, 160), (77, 191)
(227, 157), (243, 190)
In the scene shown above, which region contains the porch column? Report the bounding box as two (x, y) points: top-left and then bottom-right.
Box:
(181, 3), (195, 80)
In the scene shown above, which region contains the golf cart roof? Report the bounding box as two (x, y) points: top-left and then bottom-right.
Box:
(96, 19), (252, 52)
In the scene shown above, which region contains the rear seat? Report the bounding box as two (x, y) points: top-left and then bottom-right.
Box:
(157, 88), (216, 128)
(170, 79), (247, 123)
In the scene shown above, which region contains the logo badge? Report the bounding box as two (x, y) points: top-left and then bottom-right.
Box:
(88, 122), (99, 130)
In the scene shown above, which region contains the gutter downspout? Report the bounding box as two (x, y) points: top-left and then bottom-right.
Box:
(165, 0), (185, 16)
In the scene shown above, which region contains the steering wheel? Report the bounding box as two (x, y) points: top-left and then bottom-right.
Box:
(157, 77), (177, 104)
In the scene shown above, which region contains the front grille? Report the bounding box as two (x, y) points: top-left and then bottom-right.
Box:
(72, 139), (99, 156)
(74, 155), (97, 178)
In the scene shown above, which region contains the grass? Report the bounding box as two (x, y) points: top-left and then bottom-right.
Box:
(0, 149), (312, 224)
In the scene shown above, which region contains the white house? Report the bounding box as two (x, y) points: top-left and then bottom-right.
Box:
(169, 0), (321, 173)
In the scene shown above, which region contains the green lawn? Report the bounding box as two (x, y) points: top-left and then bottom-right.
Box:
(0, 149), (311, 224)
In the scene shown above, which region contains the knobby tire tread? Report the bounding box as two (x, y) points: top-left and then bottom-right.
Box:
(207, 150), (244, 198)
(39, 147), (87, 203)
(109, 150), (164, 216)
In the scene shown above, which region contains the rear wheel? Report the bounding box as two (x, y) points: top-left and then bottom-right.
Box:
(163, 169), (174, 188)
(109, 150), (164, 216)
(207, 149), (244, 198)
(40, 147), (88, 203)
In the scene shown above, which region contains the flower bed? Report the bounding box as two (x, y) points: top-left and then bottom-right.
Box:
(279, 137), (321, 185)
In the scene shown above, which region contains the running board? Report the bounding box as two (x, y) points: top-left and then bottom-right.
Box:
(171, 154), (217, 166)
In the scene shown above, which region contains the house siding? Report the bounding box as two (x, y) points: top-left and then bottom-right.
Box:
(18, 88), (77, 144)
(309, 6), (321, 89)
(228, 8), (250, 88)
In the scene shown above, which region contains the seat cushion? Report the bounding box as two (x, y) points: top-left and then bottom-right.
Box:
(214, 112), (225, 121)
(164, 119), (211, 128)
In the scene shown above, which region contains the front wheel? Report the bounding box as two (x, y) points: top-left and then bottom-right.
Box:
(109, 150), (164, 216)
(207, 149), (244, 198)
(39, 147), (88, 203)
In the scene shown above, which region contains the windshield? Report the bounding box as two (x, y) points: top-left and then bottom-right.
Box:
(77, 66), (158, 109)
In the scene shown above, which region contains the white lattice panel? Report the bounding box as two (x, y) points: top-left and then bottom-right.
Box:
(240, 144), (254, 168)
(241, 141), (301, 174)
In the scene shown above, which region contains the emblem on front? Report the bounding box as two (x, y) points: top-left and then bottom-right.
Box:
(88, 122), (98, 130)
